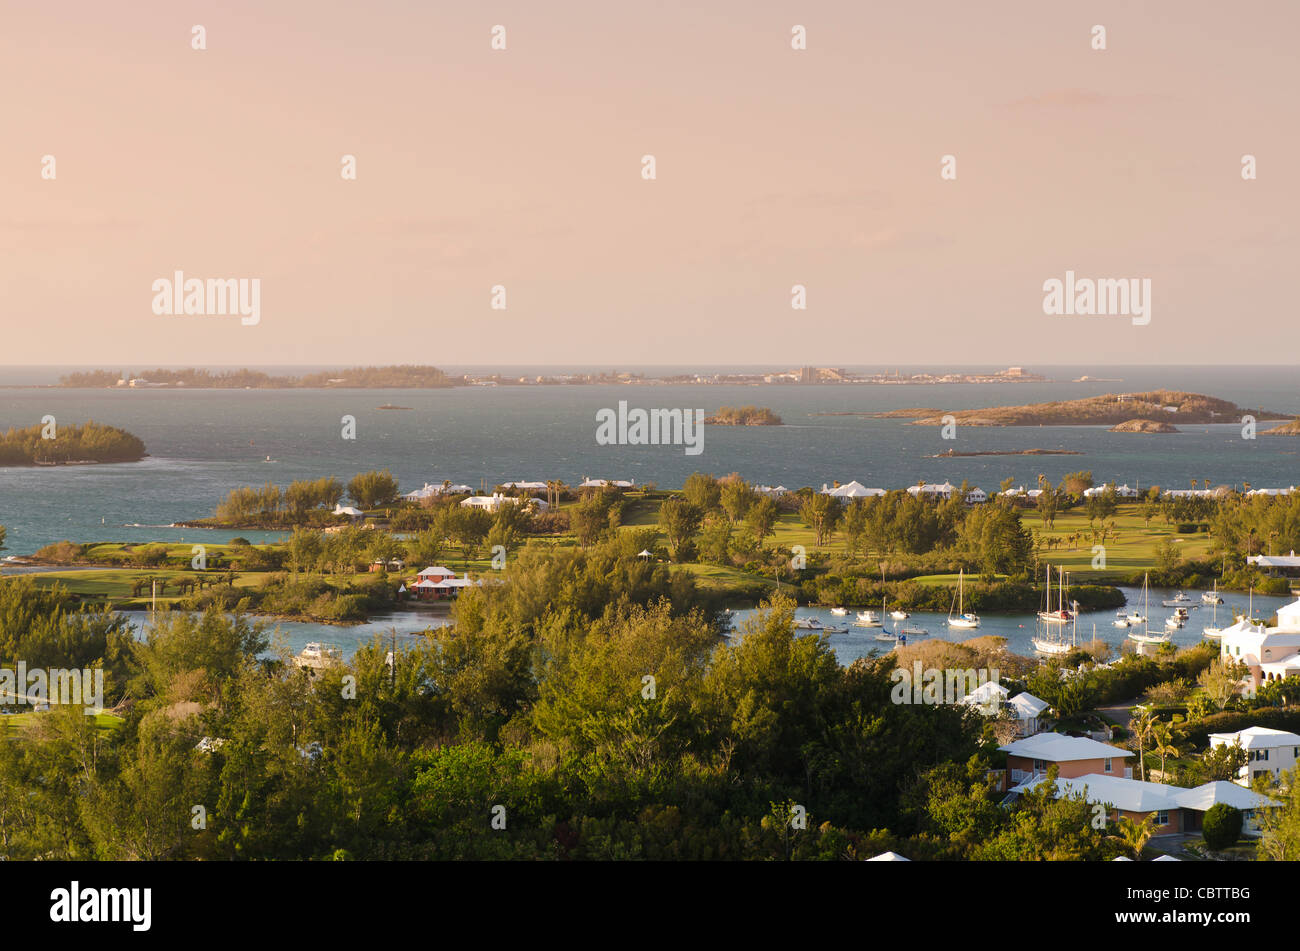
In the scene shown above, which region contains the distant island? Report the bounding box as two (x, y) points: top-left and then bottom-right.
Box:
(377, 404), (413, 410)
(0, 421), (146, 466)
(1110, 419), (1179, 434)
(909, 391), (1292, 428)
(928, 448), (1084, 457)
(60, 365), (456, 389)
(705, 406), (783, 426)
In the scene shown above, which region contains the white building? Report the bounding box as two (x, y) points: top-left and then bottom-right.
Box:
(460, 493), (549, 513)
(1007, 691), (1052, 736)
(755, 485), (788, 498)
(965, 487), (988, 504)
(1208, 727), (1300, 785)
(1220, 597), (1300, 690)
(820, 480), (886, 501)
(579, 478), (635, 489)
(499, 480), (548, 491)
(907, 481), (956, 500)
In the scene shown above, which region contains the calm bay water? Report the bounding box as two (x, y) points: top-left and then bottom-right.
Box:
(1, 364), (1297, 556)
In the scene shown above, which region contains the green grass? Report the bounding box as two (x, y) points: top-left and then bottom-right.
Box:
(1, 711), (124, 734)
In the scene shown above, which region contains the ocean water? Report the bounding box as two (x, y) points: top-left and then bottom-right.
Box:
(0, 365), (1297, 555)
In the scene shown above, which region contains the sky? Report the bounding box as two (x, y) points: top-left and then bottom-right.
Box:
(1, 0), (1297, 367)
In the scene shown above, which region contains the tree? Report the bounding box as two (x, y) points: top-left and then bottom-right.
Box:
(682, 473), (721, 513)
(1128, 709), (1155, 781)
(348, 470), (399, 509)
(744, 496), (779, 547)
(1256, 766), (1300, 860)
(1197, 657), (1243, 711)
(657, 499), (702, 562)
(1150, 722), (1181, 779)
(1202, 803), (1243, 851)
(799, 493), (842, 546)
(719, 480), (754, 524)
(1110, 814), (1155, 859)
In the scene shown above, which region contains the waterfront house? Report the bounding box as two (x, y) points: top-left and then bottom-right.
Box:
(1219, 597), (1300, 690)
(965, 487), (988, 504)
(1208, 727), (1300, 785)
(999, 732), (1133, 786)
(332, 503), (364, 521)
(907, 481), (957, 500)
(579, 478), (635, 489)
(1248, 552), (1300, 577)
(820, 480), (886, 501)
(460, 493), (548, 513)
(755, 484), (788, 498)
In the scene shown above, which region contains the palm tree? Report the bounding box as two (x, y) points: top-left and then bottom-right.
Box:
(1151, 722), (1181, 779)
(1129, 709), (1156, 781)
(1111, 814), (1156, 859)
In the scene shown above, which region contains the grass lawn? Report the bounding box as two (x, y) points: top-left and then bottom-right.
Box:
(1024, 503), (1214, 580)
(1, 711), (124, 735)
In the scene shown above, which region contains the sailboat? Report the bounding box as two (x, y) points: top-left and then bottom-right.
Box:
(1202, 594), (1224, 638)
(1129, 574), (1171, 645)
(1037, 565), (1075, 624)
(1033, 585), (1078, 654)
(947, 569), (980, 629)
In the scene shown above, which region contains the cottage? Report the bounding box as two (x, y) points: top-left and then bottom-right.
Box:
(820, 480), (886, 501)
(1007, 691), (1052, 736)
(907, 481), (956, 500)
(332, 503), (364, 521)
(965, 487), (988, 504)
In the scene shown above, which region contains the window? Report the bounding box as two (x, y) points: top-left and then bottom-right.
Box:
(1261, 749), (1270, 761)
(1155, 811), (1169, 826)
(1033, 759), (1045, 770)
(1104, 758), (1112, 773)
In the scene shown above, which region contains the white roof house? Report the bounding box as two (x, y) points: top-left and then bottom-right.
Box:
(579, 478), (634, 488)
(959, 681), (1009, 710)
(333, 504), (364, 517)
(460, 493), (549, 513)
(755, 485), (788, 498)
(500, 481), (548, 491)
(417, 566), (457, 579)
(1012, 773), (1179, 814)
(1208, 727), (1300, 785)
(404, 482), (476, 500)
(1008, 691), (1051, 720)
(820, 481), (886, 500)
(1174, 780), (1282, 813)
(1221, 598), (1300, 689)
(999, 733), (1132, 764)
(965, 487), (988, 504)
(866, 851), (910, 861)
(907, 481), (956, 499)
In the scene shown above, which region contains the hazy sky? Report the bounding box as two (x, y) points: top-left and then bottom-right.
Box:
(2, 1), (1296, 366)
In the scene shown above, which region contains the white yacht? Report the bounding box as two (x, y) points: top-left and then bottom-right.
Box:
(855, 610), (883, 628)
(830, 607), (848, 616)
(1161, 591), (1195, 608)
(890, 609), (910, 621)
(793, 617), (824, 630)
(1202, 582), (1224, 605)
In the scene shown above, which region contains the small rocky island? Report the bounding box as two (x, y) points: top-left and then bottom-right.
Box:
(1110, 418), (1179, 434)
(909, 391), (1290, 428)
(705, 406), (783, 425)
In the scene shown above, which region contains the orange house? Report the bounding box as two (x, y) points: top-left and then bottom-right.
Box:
(1000, 733), (1133, 787)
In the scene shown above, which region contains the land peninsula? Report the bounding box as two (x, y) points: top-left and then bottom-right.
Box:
(908, 391), (1292, 428)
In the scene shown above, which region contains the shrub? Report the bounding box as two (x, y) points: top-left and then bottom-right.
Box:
(1202, 803), (1242, 850)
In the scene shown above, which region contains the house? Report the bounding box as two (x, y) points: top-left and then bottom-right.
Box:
(1013, 774), (1281, 837)
(999, 732), (1133, 786)
(965, 487), (988, 504)
(404, 482), (475, 501)
(755, 485), (788, 498)
(499, 480), (548, 492)
(368, 558), (406, 573)
(333, 504), (364, 521)
(865, 851), (910, 861)
(460, 493), (549, 513)
(907, 481), (956, 500)
(413, 574), (480, 601)
(579, 478), (634, 489)
(1007, 691), (1052, 736)
(1248, 552), (1300, 576)
(1219, 597), (1300, 690)
(820, 480), (886, 501)
(959, 680), (1010, 712)
(1208, 727), (1300, 785)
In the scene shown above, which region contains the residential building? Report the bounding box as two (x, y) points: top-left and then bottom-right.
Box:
(999, 732), (1133, 786)
(1208, 726), (1300, 785)
(1219, 597), (1300, 690)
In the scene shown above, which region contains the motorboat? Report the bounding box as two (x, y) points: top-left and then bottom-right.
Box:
(1113, 611), (1131, 628)
(855, 610), (883, 628)
(793, 617), (824, 630)
(1202, 582), (1223, 605)
(823, 624), (849, 634)
(890, 610), (910, 621)
(830, 607), (848, 616)
(1161, 591), (1195, 608)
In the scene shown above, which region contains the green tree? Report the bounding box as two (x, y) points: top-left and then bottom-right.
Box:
(657, 499), (702, 562)
(347, 470), (400, 509)
(1202, 803), (1243, 851)
(799, 493), (842, 546)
